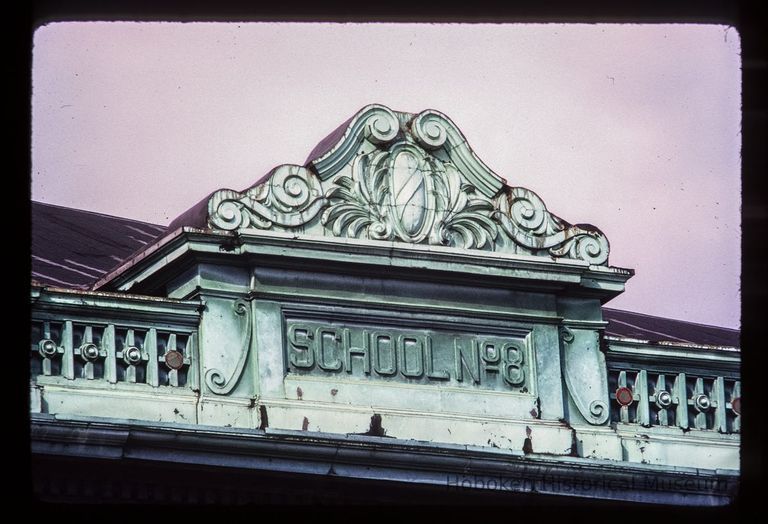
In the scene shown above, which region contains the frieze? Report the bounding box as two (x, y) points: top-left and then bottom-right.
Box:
(285, 319), (532, 392)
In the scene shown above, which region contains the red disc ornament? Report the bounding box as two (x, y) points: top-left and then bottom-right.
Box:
(164, 350), (185, 370)
(615, 387), (634, 406)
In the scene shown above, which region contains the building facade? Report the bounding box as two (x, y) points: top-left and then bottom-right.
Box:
(30, 105), (740, 505)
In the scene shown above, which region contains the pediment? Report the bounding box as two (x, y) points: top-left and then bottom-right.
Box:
(207, 104), (610, 265)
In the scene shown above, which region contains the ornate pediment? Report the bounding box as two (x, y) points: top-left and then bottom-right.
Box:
(207, 104), (610, 265)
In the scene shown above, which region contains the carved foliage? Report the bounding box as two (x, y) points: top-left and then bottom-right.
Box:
(205, 105), (611, 265)
(322, 141), (498, 249)
(495, 188), (610, 265)
(208, 165), (326, 231)
(411, 109), (503, 199)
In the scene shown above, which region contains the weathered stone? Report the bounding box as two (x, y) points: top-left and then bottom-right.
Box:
(29, 104), (740, 505)
(207, 104), (610, 265)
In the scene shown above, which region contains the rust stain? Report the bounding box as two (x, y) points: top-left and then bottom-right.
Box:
(258, 405), (269, 430)
(534, 397), (541, 419)
(523, 437), (533, 454)
(569, 428), (579, 457)
(361, 413), (389, 437)
(523, 425), (533, 454)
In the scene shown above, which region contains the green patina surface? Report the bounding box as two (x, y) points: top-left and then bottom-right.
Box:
(285, 317), (530, 391)
(29, 105), (740, 498)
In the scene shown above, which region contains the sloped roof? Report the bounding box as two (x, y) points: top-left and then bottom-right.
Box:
(601, 307), (738, 347)
(30, 201), (739, 347)
(31, 201), (166, 289)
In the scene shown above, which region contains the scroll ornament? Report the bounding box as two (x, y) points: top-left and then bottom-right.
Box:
(204, 298), (252, 395)
(206, 105), (610, 266)
(495, 188), (609, 265)
(208, 165), (327, 231)
(560, 326), (610, 426)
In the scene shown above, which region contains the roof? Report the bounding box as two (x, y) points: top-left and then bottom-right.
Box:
(30, 200), (739, 347)
(31, 201), (166, 289)
(601, 308), (738, 347)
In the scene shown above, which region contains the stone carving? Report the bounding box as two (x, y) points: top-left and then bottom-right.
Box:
(410, 109), (504, 198)
(560, 326), (610, 426)
(311, 104), (401, 178)
(208, 165), (326, 231)
(207, 104), (610, 265)
(204, 298), (252, 395)
(285, 317), (530, 392)
(322, 141), (498, 249)
(495, 188), (609, 265)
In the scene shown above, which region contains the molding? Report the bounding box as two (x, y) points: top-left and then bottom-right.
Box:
(31, 286), (200, 320)
(605, 336), (739, 353)
(32, 377), (198, 397)
(30, 414), (738, 506)
(273, 293), (562, 325)
(605, 339), (740, 375)
(100, 228), (632, 297)
(612, 424), (741, 445)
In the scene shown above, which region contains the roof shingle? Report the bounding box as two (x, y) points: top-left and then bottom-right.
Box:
(31, 201), (166, 289)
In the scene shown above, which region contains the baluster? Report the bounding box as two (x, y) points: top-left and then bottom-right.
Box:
(691, 377), (708, 429)
(714, 377), (727, 433)
(655, 374), (669, 426)
(62, 321), (74, 380)
(103, 325), (117, 384)
(120, 328), (147, 383)
(125, 329), (137, 383)
(41, 322), (52, 376)
(82, 325), (96, 379)
(617, 370), (629, 423)
(635, 370), (650, 426)
(167, 333), (178, 386)
(731, 381), (741, 432)
(187, 332), (199, 391)
(146, 328), (159, 387)
(82, 326), (96, 379)
(674, 372), (688, 430)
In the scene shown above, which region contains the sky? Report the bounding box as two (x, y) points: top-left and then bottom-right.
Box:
(31, 22), (741, 329)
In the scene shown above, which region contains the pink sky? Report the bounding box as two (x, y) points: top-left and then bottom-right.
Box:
(31, 23), (741, 329)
